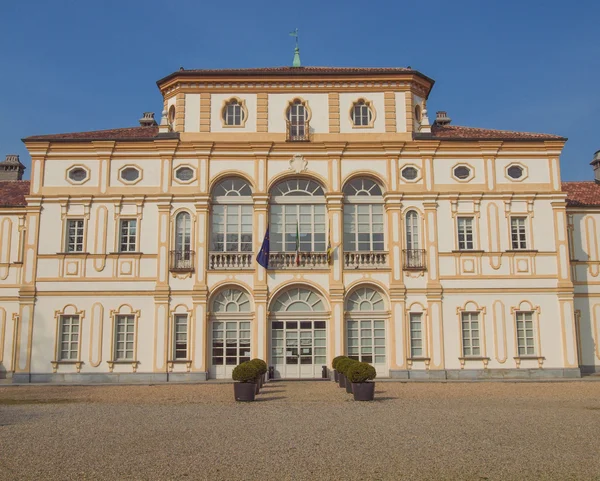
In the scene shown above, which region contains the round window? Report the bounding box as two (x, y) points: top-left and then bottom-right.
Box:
(168, 105), (176, 125)
(175, 167), (194, 182)
(414, 104), (422, 122)
(120, 167), (140, 182)
(453, 166), (471, 180)
(507, 165), (524, 179)
(401, 166), (418, 181)
(68, 167), (88, 182)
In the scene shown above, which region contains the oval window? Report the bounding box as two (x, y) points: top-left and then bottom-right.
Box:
(175, 167), (194, 181)
(401, 166), (418, 181)
(68, 167), (88, 182)
(507, 165), (524, 179)
(453, 166), (471, 180)
(168, 105), (176, 125)
(414, 104), (422, 122)
(120, 167), (140, 182)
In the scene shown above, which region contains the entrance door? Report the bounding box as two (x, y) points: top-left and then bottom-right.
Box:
(271, 320), (326, 379)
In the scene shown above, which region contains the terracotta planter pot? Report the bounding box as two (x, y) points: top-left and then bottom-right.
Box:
(338, 373), (346, 388)
(333, 370), (339, 382)
(234, 382), (256, 402)
(345, 378), (353, 393)
(352, 382), (375, 401)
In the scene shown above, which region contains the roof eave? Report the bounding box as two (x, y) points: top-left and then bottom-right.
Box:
(413, 133), (568, 142)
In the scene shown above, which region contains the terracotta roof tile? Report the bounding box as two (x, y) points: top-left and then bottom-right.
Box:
(417, 124), (566, 141)
(562, 181), (600, 207)
(23, 126), (160, 142)
(0, 181), (30, 207)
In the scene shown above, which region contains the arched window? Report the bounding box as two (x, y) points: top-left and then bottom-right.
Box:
(351, 99), (374, 127)
(271, 287), (325, 312)
(270, 179), (326, 253)
(222, 98), (246, 127)
(343, 178), (384, 252)
(211, 177), (253, 253)
(286, 99), (308, 140)
(345, 287), (386, 368)
(175, 212), (191, 253)
(210, 287), (252, 378)
(405, 211), (419, 250)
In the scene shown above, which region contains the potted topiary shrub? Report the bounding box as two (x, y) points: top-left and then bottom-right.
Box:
(343, 359), (359, 394)
(335, 357), (355, 390)
(332, 356), (346, 383)
(232, 361), (259, 402)
(346, 362), (377, 401)
(251, 358), (268, 387)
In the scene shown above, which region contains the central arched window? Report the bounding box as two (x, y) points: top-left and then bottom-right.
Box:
(271, 287), (326, 312)
(222, 98), (246, 127)
(211, 177), (253, 253)
(343, 178), (384, 252)
(286, 99), (309, 140)
(270, 178), (326, 252)
(346, 287), (386, 368)
(210, 287), (252, 378)
(351, 99), (374, 127)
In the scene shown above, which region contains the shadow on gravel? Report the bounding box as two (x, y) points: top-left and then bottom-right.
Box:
(0, 399), (78, 405)
(260, 389), (285, 394)
(254, 396), (287, 402)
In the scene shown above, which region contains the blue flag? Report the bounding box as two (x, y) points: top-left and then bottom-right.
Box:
(256, 226), (270, 269)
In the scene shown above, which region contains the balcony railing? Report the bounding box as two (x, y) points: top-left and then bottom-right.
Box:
(209, 252), (253, 270)
(170, 250), (195, 272)
(286, 120), (310, 142)
(268, 252), (328, 269)
(344, 251), (388, 269)
(403, 249), (427, 270)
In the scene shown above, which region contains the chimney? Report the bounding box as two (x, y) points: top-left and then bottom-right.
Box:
(139, 112), (157, 127)
(435, 111), (451, 126)
(590, 150), (600, 184)
(0, 154), (26, 181)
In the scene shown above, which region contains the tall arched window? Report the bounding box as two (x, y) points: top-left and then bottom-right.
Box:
(210, 287), (252, 379)
(343, 178), (384, 252)
(270, 178), (326, 253)
(404, 210), (425, 269)
(211, 177), (253, 253)
(346, 287), (387, 372)
(286, 99), (308, 140)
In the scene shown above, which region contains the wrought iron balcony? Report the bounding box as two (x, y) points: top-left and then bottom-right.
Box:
(170, 250), (195, 272)
(268, 252), (328, 269)
(344, 251), (388, 269)
(209, 252), (253, 270)
(286, 120), (310, 142)
(403, 249), (427, 270)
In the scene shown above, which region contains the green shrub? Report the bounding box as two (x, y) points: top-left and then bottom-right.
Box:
(251, 358), (268, 375)
(336, 358), (358, 376)
(232, 362), (259, 383)
(332, 356), (347, 370)
(346, 362), (377, 383)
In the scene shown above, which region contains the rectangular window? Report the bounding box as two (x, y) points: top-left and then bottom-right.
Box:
(270, 204), (326, 252)
(114, 314), (135, 360)
(343, 204), (384, 251)
(211, 205), (253, 252)
(174, 314), (188, 360)
(516, 311), (535, 356)
(511, 217), (527, 250)
(409, 313), (423, 358)
(457, 217), (474, 250)
(66, 219), (84, 252)
(58, 315), (80, 360)
(211, 321), (251, 366)
(119, 219), (137, 252)
(461, 312), (481, 357)
(347, 319), (386, 364)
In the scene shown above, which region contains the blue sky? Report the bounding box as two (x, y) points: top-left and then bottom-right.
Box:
(0, 0), (598, 180)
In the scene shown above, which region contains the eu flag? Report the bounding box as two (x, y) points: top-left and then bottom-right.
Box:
(256, 226), (270, 269)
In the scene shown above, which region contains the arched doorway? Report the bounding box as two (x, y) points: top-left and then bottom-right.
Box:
(345, 286), (389, 377)
(270, 286), (328, 379)
(209, 287), (253, 379)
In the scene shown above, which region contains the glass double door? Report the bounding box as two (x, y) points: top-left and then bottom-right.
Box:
(271, 320), (326, 379)
(209, 320), (251, 379)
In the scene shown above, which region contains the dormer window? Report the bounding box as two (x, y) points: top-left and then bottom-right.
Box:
(351, 99), (375, 127)
(286, 98), (310, 142)
(222, 98), (247, 127)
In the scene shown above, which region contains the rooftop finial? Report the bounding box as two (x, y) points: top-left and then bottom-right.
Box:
(289, 28), (301, 67)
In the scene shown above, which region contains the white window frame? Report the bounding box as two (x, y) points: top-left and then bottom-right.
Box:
(211, 178), (253, 253)
(405, 210), (419, 250)
(510, 216), (527, 250)
(350, 99), (374, 127)
(119, 219), (138, 252)
(457, 216), (475, 250)
(515, 311), (536, 356)
(175, 212), (192, 253)
(461, 312), (481, 357)
(173, 313), (189, 360)
(58, 314), (80, 361)
(409, 312), (424, 358)
(65, 218), (85, 253)
(114, 314), (136, 361)
(222, 98), (247, 127)
(343, 178), (384, 252)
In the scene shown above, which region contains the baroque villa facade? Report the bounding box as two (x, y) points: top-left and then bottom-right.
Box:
(0, 65), (599, 382)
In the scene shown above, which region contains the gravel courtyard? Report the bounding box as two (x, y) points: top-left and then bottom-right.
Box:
(1, 381), (600, 480)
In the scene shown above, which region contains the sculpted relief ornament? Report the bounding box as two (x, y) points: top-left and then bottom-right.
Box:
(289, 154), (308, 174)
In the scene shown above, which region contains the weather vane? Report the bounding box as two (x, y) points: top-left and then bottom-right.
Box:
(289, 28), (301, 67)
